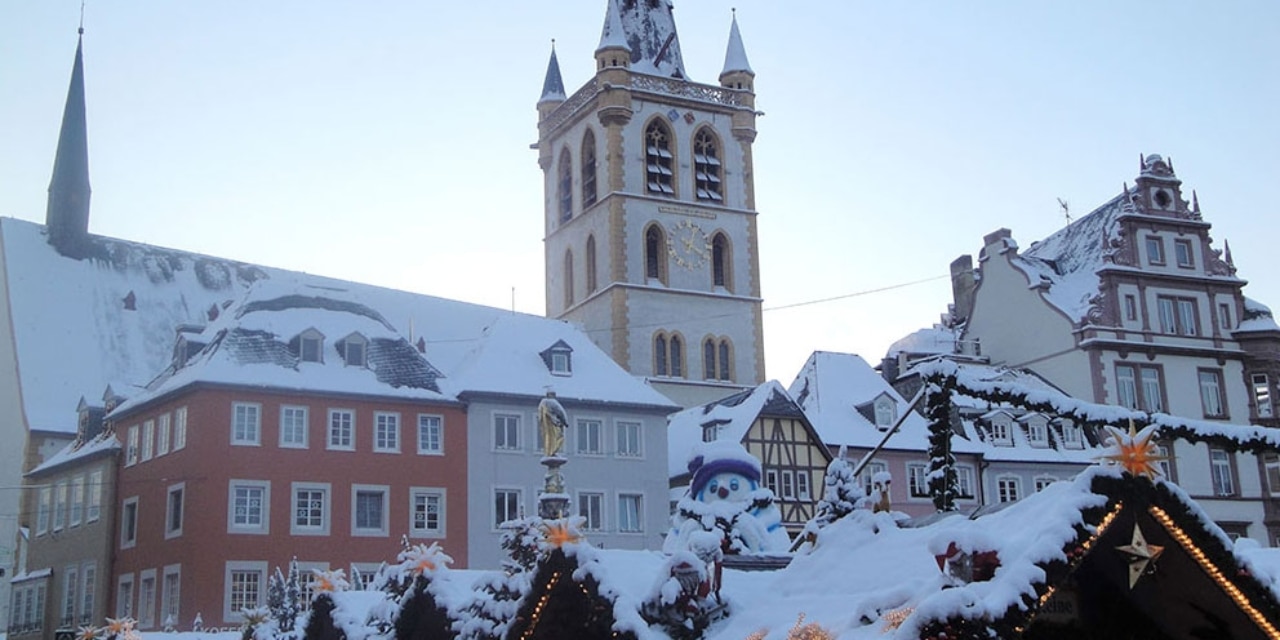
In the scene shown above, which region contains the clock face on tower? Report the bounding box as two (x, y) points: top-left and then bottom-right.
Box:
(668, 218), (711, 270)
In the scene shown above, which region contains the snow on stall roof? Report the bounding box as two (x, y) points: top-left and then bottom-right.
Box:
(666, 380), (789, 477)
(26, 431), (119, 476)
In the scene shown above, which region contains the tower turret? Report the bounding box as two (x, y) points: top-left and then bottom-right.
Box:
(595, 0), (632, 72)
(719, 11), (754, 93)
(538, 43), (567, 122)
(47, 29), (92, 258)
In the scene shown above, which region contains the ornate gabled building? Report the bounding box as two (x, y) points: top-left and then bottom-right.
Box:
(947, 154), (1280, 543)
(536, 0), (766, 408)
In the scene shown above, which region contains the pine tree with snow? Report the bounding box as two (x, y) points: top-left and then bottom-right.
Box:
(454, 518), (542, 639)
(810, 445), (860, 528)
(925, 381), (960, 512)
(282, 557), (304, 634)
(301, 594), (344, 640)
(267, 567), (288, 631)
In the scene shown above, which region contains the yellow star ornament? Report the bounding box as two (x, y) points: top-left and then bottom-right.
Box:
(1116, 522), (1165, 588)
(542, 520), (582, 549)
(1098, 421), (1168, 479)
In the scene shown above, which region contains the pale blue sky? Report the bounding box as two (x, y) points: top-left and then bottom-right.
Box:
(2, 1), (1277, 382)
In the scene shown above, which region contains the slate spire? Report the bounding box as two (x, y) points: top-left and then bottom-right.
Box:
(538, 42), (567, 105)
(47, 29), (92, 258)
(600, 0), (686, 78)
(720, 10), (753, 77)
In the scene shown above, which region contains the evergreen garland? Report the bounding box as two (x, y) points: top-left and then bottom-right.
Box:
(923, 380), (959, 512)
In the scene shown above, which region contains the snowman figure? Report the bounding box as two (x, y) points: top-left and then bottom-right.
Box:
(665, 441), (790, 554)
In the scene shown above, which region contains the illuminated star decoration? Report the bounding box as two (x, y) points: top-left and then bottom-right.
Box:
(881, 606), (915, 632)
(541, 519), (582, 549)
(309, 568), (349, 593)
(77, 625), (100, 640)
(1098, 420), (1167, 479)
(104, 617), (135, 637)
(1116, 522), (1165, 588)
(400, 542), (452, 577)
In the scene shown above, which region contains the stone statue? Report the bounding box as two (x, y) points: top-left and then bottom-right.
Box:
(538, 391), (569, 458)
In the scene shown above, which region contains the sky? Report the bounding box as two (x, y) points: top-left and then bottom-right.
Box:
(2, 1), (1278, 384)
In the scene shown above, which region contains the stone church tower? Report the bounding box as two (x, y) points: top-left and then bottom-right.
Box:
(537, 0), (765, 408)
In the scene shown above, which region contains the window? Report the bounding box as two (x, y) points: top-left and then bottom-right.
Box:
(1060, 421), (1083, 449)
(410, 488), (445, 537)
(874, 397), (896, 429)
(291, 483), (330, 535)
(494, 488), (522, 528)
(1266, 455), (1280, 497)
(576, 419), (603, 455)
(161, 565), (181, 628)
(328, 409), (355, 450)
(224, 562), (266, 623)
(1157, 295), (1198, 336)
(117, 574), (135, 618)
(989, 417), (1012, 445)
(780, 470), (795, 500)
(81, 563), (96, 625)
(1156, 443), (1175, 480)
(279, 406), (308, 448)
(142, 419), (155, 461)
(374, 412), (401, 452)
(1124, 294), (1138, 322)
(494, 413), (521, 451)
(1210, 448), (1235, 496)
(1199, 369), (1227, 418)
(578, 492), (604, 531)
(417, 415), (443, 454)
(581, 130), (597, 209)
(907, 463), (929, 498)
(764, 469), (779, 496)
(563, 249), (575, 307)
(1145, 235), (1165, 265)
(174, 406), (188, 451)
(645, 225), (666, 281)
(956, 466), (975, 499)
(166, 483), (185, 538)
(1034, 477), (1056, 492)
(228, 481), (269, 533)
(797, 471), (812, 501)
(53, 482), (67, 531)
(654, 332), (685, 377)
(711, 233), (730, 289)
(618, 493), (643, 532)
(121, 496), (138, 548)
(139, 570), (157, 628)
(62, 565), (78, 626)
(352, 485), (389, 536)
(1220, 302), (1233, 331)
(703, 338), (732, 381)
(644, 120), (675, 196)
(127, 425), (139, 465)
(996, 477), (1021, 503)
(232, 403), (261, 445)
(585, 235), (598, 293)
(550, 350), (570, 374)
(36, 487), (50, 535)
(350, 564), (380, 591)
(1026, 416), (1049, 447)
(87, 470), (102, 523)
(693, 128), (722, 202)
(157, 413), (171, 456)
(860, 461), (889, 495)
(616, 421), (642, 457)
(1116, 364), (1164, 412)
(557, 148), (573, 222)
(340, 334), (367, 367)
(1174, 238), (1195, 268)
(1254, 373), (1274, 419)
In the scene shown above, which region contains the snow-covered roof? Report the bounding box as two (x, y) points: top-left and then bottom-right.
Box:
(719, 13), (752, 76)
(1237, 296), (1280, 334)
(1012, 192), (1125, 322)
(538, 46), (566, 104)
(666, 380), (795, 477)
(885, 325), (958, 359)
(606, 0), (686, 78)
(25, 431), (119, 476)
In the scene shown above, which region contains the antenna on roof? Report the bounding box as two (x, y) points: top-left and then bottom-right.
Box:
(1057, 198), (1071, 224)
(78, 0), (86, 34)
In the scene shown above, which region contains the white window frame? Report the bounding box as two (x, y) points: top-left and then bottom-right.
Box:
(796, 469), (812, 501)
(349, 563), (381, 591)
(1026, 417), (1049, 447)
(1060, 421), (1084, 449)
(780, 469), (795, 500)
(87, 469), (103, 523)
(80, 562), (96, 625)
(1199, 369), (1227, 418)
(174, 406), (188, 451)
(222, 561), (267, 623)
(161, 564), (181, 629)
(62, 564), (78, 627)
(141, 419), (155, 461)
(550, 351), (571, 375)
(1255, 373), (1275, 419)
(996, 476), (1021, 503)
(351, 484), (390, 537)
(617, 492), (644, 533)
(1145, 235), (1165, 265)
(493, 487), (523, 529)
(294, 561), (329, 608)
(764, 468), (779, 496)
(36, 486), (51, 535)
(120, 495), (138, 549)
(166, 482), (186, 539)
(493, 413), (521, 452)
(280, 405), (309, 449)
(575, 418), (604, 455)
(577, 491), (605, 531)
(327, 408), (355, 451)
(126, 425), (139, 466)
(117, 573), (135, 619)
(53, 481), (67, 531)
(290, 482), (331, 536)
(1174, 238), (1195, 268)
(615, 420), (643, 458)
(956, 465), (976, 499)
(860, 461), (889, 495)
(1034, 476), (1057, 492)
(417, 414), (444, 455)
(1210, 448), (1235, 496)
(227, 480), (270, 535)
(373, 412), (401, 453)
(874, 397), (896, 428)
(409, 487), (446, 538)
(231, 402), (262, 446)
(138, 568), (157, 628)
(906, 462), (929, 498)
(157, 412), (171, 456)
(990, 417), (1012, 446)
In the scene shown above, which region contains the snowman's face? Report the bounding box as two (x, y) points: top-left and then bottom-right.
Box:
(699, 472), (757, 503)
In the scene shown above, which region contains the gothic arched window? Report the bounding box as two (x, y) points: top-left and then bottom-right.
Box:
(585, 234), (598, 294)
(718, 339), (732, 381)
(558, 148), (573, 222)
(645, 120), (675, 197)
(563, 249), (575, 308)
(693, 128), (723, 203)
(581, 129), (598, 209)
(669, 334), (684, 378)
(654, 334), (668, 376)
(645, 224), (666, 283)
(703, 339), (717, 381)
(702, 337), (733, 381)
(711, 232), (731, 289)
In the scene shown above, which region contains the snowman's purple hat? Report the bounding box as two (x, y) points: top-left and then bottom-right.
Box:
(688, 441), (762, 498)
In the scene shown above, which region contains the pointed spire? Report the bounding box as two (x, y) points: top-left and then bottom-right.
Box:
(1224, 239), (1234, 267)
(721, 9), (753, 76)
(599, 0), (686, 78)
(597, 0), (630, 54)
(47, 29), (92, 258)
(1192, 189), (1200, 215)
(538, 41), (566, 105)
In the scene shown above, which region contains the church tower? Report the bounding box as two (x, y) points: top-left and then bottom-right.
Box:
(537, 1), (764, 407)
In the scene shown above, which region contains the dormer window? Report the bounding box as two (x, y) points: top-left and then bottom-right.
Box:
(339, 333), (368, 367)
(984, 411), (1013, 446)
(292, 329), (326, 364)
(540, 340), (574, 376)
(1022, 414), (1049, 447)
(873, 395), (896, 429)
(1060, 420), (1083, 449)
